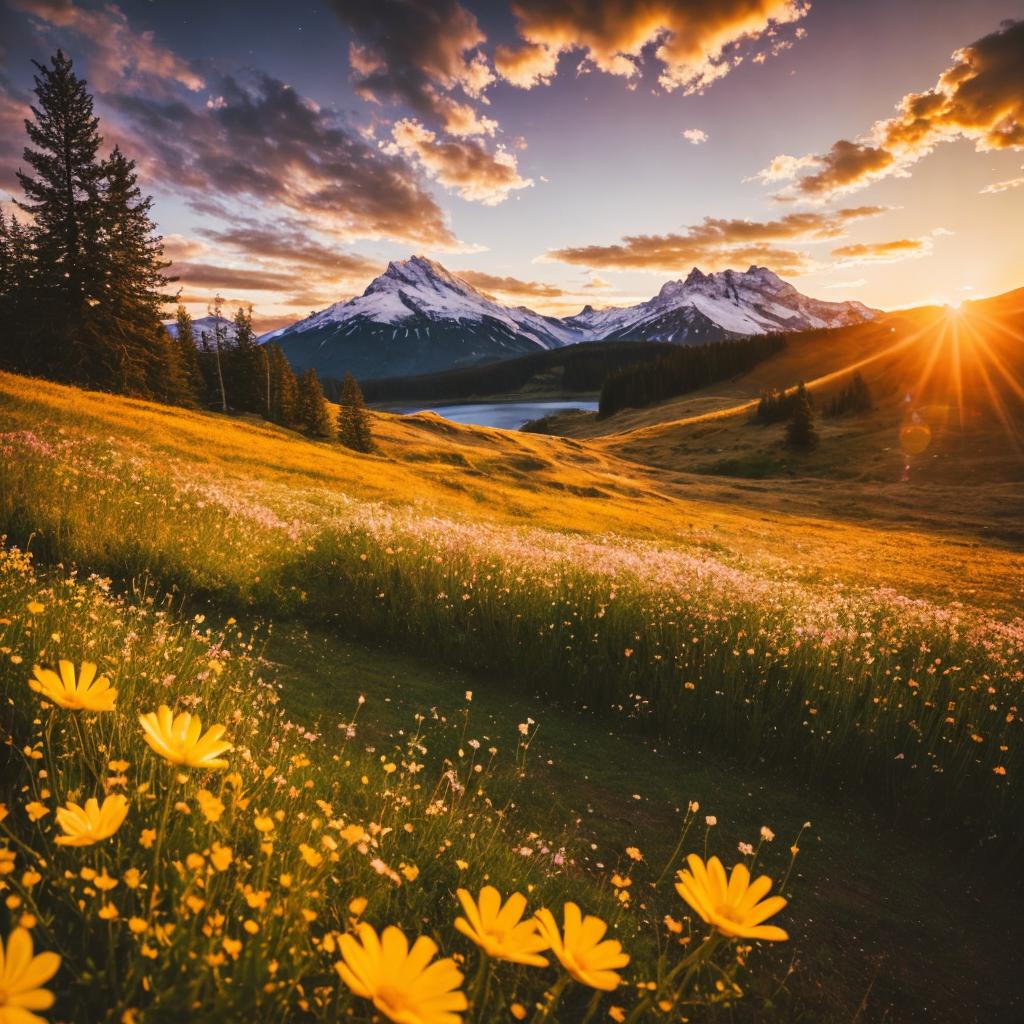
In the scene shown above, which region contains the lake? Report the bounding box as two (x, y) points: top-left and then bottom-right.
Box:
(390, 399), (599, 430)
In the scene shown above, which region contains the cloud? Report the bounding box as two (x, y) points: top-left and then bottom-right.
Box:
(981, 166), (1024, 194)
(0, 74), (30, 197)
(545, 206), (889, 274)
(456, 269), (566, 300)
(333, 0), (493, 122)
(10, 0), (203, 93)
(197, 222), (380, 281)
(760, 19), (1024, 199)
(493, 41), (561, 88)
(830, 237), (931, 264)
(167, 262), (302, 293)
(386, 118), (533, 205)
(496, 0), (809, 94)
(682, 128), (708, 145)
(103, 72), (461, 248)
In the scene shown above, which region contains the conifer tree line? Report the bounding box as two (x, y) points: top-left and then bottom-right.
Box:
(825, 371), (873, 417)
(0, 50), (371, 446)
(598, 335), (786, 418)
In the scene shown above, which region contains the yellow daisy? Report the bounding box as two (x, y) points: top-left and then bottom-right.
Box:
(674, 854), (788, 941)
(335, 922), (467, 1024)
(0, 926), (61, 1024)
(29, 660), (116, 712)
(55, 794), (129, 847)
(139, 705), (232, 770)
(454, 886), (548, 967)
(534, 903), (629, 991)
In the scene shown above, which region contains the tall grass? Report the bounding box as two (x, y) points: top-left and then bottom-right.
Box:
(1, 425), (1020, 840)
(0, 547), (790, 1022)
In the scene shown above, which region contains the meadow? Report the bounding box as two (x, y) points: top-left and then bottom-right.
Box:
(1, 369), (1023, 1021)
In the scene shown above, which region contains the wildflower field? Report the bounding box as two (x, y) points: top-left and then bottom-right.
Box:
(1, 371), (1022, 1021)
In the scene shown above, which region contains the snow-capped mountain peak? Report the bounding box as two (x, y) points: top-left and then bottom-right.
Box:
(254, 258), (877, 380)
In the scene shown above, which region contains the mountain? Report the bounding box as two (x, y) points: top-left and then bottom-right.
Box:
(258, 257), (878, 380)
(260, 256), (578, 379)
(563, 267), (877, 342)
(164, 315), (240, 351)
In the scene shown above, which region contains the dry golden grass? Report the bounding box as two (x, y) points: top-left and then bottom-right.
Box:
(2, 364), (1023, 612)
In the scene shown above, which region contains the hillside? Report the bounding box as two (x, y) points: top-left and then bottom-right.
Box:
(544, 291), (1024, 501)
(2, 370), (1021, 608)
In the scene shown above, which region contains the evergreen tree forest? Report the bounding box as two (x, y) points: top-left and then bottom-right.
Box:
(0, 51), (328, 434)
(597, 335), (785, 418)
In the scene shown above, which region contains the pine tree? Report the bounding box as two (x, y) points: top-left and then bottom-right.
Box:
(95, 146), (175, 396)
(786, 382), (819, 450)
(228, 305), (263, 413)
(267, 344), (299, 426)
(172, 305), (204, 406)
(336, 371), (374, 452)
(16, 50), (106, 381)
(0, 211), (35, 370)
(297, 368), (332, 437)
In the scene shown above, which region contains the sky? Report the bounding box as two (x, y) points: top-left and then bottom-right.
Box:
(1, 0), (1022, 331)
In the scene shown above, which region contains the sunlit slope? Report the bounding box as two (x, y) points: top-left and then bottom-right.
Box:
(568, 292), (1024, 487)
(1, 370), (1022, 607)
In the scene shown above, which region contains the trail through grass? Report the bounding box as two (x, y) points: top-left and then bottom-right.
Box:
(267, 623), (1023, 1023)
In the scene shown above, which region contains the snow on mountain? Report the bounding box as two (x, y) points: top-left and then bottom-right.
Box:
(564, 267), (877, 343)
(164, 315), (239, 351)
(257, 257), (877, 380)
(265, 256), (578, 349)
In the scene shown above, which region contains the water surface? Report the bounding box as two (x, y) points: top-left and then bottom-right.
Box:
(392, 400), (598, 430)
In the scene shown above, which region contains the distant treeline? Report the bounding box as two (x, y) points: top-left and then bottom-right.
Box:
(357, 341), (677, 403)
(598, 335), (786, 418)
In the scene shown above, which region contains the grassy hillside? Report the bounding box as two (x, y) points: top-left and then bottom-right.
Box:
(1, 366), (1023, 1021)
(557, 292), (1024, 485)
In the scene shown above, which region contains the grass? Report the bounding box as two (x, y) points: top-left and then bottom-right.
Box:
(0, 374), (1020, 840)
(0, 547), (801, 1023)
(1, 366), (1023, 1020)
(267, 623), (1023, 1022)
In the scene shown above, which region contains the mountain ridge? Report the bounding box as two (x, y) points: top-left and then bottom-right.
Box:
(254, 256), (879, 380)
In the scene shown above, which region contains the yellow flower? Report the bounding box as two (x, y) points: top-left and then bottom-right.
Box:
(196, 789), (225, 823)
(674, 855), (788, 942)
(534, 903), (629, 991)
(139, 706), (232, 770)
(0, 926), (61, 1024)
(29, 660), (117, 712)
(454, 887), (549, 967)
(54, 794), (129, 846)
(26, 601), (45, 615)
(298, 844), (323, 868)
(335, 922), (467, 1024)
(210, 843), (233, 872)
(24, 803), (49, 823)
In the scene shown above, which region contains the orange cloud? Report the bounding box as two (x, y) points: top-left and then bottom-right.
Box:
(497, 0), (809, 94)
(830, 237), (931, 264)
(493, 41), (561, 88)
(546, 206), (888, 274)
(760, 18), (1024, 199)
(12, 0), (203, 93)
(386, 119), (533, 205)
(455, 270), (566, 300)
